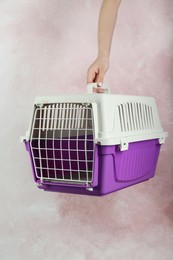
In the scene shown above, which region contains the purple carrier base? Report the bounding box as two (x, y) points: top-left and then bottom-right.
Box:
(25, 139), (161, 196)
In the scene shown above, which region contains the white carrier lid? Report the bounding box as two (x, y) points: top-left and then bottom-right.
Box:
(22, 83), (167, 150)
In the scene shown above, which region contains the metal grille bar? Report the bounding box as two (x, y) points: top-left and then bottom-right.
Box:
(30, 103), (95, 185)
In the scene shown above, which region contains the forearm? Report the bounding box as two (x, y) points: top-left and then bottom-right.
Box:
(87, 0), (122, 84)
(98, 0), (121, 59)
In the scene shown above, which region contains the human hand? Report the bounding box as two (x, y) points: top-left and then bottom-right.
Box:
(87, 56), (109, 85)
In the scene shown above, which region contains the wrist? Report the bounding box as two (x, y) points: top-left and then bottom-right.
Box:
(97, 52), (109, 62)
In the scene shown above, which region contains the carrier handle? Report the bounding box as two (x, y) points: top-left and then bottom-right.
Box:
(87, 83), (110, 94)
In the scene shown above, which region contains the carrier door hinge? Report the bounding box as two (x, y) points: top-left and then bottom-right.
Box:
(20, 131), (30, 142)
(85, 182), (93, 191)
(35, 103), (44, 108)
(120, 139), (129, 151)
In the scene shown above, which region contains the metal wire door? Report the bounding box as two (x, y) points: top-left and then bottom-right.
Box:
(30, 103), (95, 185)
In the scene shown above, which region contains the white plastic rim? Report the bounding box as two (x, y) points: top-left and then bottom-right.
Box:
(22, 91), (167, 150)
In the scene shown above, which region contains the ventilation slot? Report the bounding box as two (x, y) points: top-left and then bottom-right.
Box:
(30, 103), (95, 185)
(118, 103), (154, 132)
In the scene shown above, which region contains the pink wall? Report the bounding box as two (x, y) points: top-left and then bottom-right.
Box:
(0, 0), (173, 259)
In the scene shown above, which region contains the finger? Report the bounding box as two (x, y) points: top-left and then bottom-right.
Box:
(87, 69), (96, 84)
(93, 87), (104, 93)
(95, 72), (104, 85)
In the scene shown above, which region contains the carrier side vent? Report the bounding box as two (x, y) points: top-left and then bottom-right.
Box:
(118, 102), (154, 132)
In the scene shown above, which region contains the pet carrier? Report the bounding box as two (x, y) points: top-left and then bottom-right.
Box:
(22, 84), (167, 196)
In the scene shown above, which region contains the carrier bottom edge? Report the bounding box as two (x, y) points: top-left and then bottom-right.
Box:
(36, 174), (154, 196)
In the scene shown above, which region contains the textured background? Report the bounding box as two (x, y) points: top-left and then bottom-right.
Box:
(0, 0), (173, 259)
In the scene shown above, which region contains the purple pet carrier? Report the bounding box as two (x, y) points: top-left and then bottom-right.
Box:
(22, 84), (167, 196)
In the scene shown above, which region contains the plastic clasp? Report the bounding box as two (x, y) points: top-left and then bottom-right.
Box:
(120, 139), (129, 151)
(159, 132), (168, 144)
(87, 83), (110, 94)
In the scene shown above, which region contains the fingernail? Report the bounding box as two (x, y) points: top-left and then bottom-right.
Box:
(97, 82), (102, 87)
